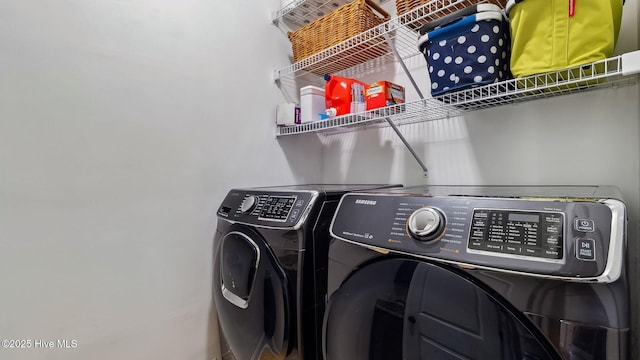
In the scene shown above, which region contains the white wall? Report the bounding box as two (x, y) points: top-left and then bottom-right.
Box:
(0, 1), (322, 359)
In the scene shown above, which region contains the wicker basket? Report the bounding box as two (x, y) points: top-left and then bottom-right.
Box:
(396, 0), (508, 31)
(288, 0), (390, 65)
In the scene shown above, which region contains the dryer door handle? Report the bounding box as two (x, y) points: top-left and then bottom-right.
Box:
(221, 284), (250, 309)
(219, 231), (261, 309)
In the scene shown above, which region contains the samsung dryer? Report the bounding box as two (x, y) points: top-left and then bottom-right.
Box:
(212, 184), (400, 360)
(324, 185), (629, 360)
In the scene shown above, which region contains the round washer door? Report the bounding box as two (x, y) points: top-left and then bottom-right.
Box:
(213, 228), (290, 360)
(324, 258), (561, 360)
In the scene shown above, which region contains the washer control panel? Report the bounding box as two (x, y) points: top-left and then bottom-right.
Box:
(467, 209), (564, 261)
(407, 207), (446, 242)
(330, 191), (626, 282)
(217, 190), (315, 228)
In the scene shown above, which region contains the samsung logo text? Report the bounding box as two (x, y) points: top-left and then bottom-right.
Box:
(355, 199), (377, 206)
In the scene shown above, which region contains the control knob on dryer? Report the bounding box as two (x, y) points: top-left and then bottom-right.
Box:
(240, 195), (259, 213)
(407, 207), (446, 243)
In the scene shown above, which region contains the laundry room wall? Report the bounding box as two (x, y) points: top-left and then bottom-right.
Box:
(0, 1), (320, 360)
(322, 1), (640, 357)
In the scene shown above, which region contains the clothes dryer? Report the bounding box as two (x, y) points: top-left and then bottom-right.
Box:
(212, 184), (400, 360)
(325, 185), (629, 360)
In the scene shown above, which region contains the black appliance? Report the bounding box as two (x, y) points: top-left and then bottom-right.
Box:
(325, 185), (629, 360)
(212, 184), (401, 360)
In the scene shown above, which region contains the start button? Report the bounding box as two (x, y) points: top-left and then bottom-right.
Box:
(576, 238), (596, 261)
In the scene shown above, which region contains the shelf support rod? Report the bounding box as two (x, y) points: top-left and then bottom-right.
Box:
(383, 32), (425, 100)
(382, 32), (428, 177)
(385, 117), (429, 177)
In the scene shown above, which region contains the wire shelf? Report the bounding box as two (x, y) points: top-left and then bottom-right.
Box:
(274, 0), (476, 81)
(276, 53), (639, 137)
(274, 0), (352, 31)
(272, 0), (640, 138)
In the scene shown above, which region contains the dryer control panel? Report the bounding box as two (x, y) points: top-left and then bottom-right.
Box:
(217, 190), (317, 229)
(330, 187), (626, 283)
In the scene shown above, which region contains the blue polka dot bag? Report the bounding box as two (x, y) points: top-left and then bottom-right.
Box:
(418, 4), (511, 97)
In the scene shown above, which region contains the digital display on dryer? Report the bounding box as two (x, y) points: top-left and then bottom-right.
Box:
(468, 209), (564, 261)
(508, 213), (539, 223)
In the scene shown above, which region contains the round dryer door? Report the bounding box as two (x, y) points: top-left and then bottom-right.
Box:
(213, 228), (291, 360)
(324, 258), (562, 360)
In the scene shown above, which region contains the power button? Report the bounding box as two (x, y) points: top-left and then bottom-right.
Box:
(574, 218), (595, 232)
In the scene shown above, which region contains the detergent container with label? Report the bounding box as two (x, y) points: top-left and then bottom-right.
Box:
(324, 74), (367, 116)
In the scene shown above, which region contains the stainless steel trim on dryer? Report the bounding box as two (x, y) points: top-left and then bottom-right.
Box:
(599, 199), (626, 283)
(220, 231), (261, 309)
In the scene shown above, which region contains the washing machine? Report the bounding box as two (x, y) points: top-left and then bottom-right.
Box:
(324, 185), (629, 360)
(212, 184), (401, 360)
